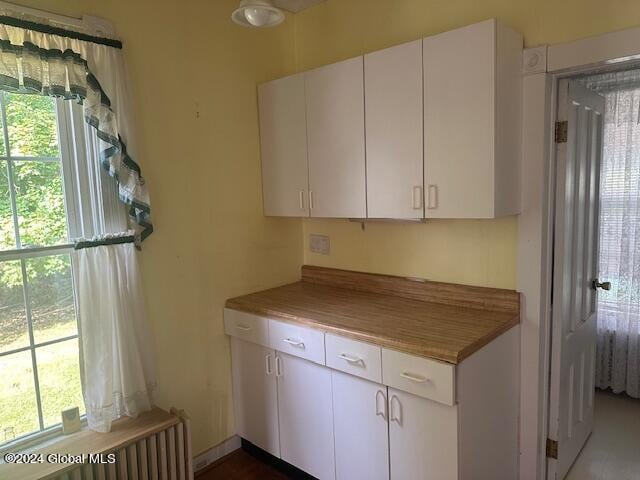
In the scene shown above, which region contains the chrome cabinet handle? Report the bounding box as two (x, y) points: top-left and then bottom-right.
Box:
(265, 354), (273, 375)
(400, 372), (429, 383)
(299, 190), (305, 210)
(309, 191), (314, 210)
(375, 390), (388, 420)
(338, 353), (364, 365)
(275, 356), (283, 377)
(235, 324), (252, 331)
(283, 338), (305, 349)
(390, 394), (402, 425)
(593, 279), (611, 291)
(412, 185), (423, 210)
(427, 184), (438, 209)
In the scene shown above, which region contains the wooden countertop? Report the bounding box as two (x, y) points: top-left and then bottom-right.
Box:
(226, 266), (520, 364)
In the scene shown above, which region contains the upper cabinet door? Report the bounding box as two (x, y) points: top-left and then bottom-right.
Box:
(365, 40), (424, 219)
(258, 73), (309, 217)
(423, 19), (522, 218)
(306, 57), (367, 218)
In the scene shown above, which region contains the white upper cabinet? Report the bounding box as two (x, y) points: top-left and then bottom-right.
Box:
(305, 57), (367, 218)
(365, 40), (424, 219)
(258, 73), (309, 217)
(423, 19), (522, 218)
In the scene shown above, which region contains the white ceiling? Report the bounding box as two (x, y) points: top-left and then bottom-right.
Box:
(273, 0), (327, 13)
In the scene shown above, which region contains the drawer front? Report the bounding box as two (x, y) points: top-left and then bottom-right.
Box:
(224, 308), (269, 347)
(382, 348), (455, 406)
(325, 334), (382, 383)
(269, 320), (325, 365)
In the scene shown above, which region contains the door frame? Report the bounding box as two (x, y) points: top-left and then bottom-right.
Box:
(518, 25), (640, 480)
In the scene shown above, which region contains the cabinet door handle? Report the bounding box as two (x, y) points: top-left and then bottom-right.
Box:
(375, 390), (388, 420)
(275, 356), (283, 377)
(338, 353), (364, 365)
(265, 354), (273, 375)
(283, 338), (305, 349)
(400, 372), (429, 383)
(412, 185), (423, 210)
(390, 394), (402, 425)
(235, 324), (252, 332)
(427, 184), (438, 210)
(309, 190), (314, 210)
(299, 190), (305, 210)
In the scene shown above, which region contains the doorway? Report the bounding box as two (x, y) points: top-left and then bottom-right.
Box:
(548, 67), (640, 480)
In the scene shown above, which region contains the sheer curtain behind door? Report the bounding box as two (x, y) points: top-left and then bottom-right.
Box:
(584, 69), (640, 398)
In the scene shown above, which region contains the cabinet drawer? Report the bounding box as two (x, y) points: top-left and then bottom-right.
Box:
(382, 348), (455, 406)
(326, 334), (382, 383)
(224, 308), (269, 347)
(269, 320), (325, 365)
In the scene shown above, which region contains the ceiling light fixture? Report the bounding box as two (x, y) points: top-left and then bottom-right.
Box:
(232, 0), (285, 28)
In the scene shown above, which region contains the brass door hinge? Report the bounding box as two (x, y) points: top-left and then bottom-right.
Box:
(546, 438), (558, 459)
(555, 121), (568, 143)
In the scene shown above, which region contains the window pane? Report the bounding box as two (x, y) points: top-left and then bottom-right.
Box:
(5, 93), (59, 157)
(0, 351), (39, 444)
(12, 160), (68, 247)
(27, 254), (77, 344)
(0, 260), (28, 354)
(0, 160), (15, 249)
(36, 339), (84, 428)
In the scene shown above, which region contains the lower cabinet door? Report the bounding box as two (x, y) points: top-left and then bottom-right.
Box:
(332, 370), (389, 480)
(230, 338), (280, 457)
(277, 352), (336, 480)
(388, 388), (458, 480)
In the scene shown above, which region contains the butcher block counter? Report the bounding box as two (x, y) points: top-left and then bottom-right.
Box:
(226, 265), (520, 364)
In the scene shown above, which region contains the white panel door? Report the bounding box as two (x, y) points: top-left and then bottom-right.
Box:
(365, 40), (423, 219)
(388, 388), (458, 480)
(277, 352), (335, 480)
(332, 370), (389, 480)
(230, 338), (280, 457)
(548, 80), (605, 480)
(306, 57), (366, 218)
(423, 20), (495, 218)
(258, 73), (309, 217)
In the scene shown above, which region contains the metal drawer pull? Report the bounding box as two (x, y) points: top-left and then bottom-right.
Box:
(400, 372), (429, 383)
(265, 354), (273, 375)
(275, 356), (283, 377)
(375, 390), (387, 420)
(390, 394), (402, 425)
(235, 324), (252, 331)
(338, 353), (364, 365)
(283, 338), (305, 349)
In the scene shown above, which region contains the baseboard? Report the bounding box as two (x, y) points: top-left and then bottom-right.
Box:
(192, 435), (241, 473)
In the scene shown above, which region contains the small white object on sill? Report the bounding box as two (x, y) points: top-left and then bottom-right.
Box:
(61, 407), (81, 435)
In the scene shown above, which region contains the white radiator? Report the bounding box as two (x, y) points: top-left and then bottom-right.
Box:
(53, 408), (193, 480)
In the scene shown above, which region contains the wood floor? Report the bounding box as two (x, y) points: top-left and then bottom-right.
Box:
(196, 449), (291, 480)
(566, 389), (640, 480)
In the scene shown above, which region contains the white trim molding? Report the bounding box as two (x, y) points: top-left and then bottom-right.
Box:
(519, 21), (640, 480)
(192, 435), (241, 473)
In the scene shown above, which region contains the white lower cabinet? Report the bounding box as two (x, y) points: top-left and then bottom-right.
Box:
(332, 370), (389, 480)
(277, 352), (336, 480)
(230, 338), (280, 457)
(388, 388), (458, 480)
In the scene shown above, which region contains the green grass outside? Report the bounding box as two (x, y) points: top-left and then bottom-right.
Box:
(0, 321), (84, 444)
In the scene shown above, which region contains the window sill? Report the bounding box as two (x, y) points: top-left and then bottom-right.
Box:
(0, 407), (178, 480)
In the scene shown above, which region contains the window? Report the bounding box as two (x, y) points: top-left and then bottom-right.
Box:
(0, 93), (88, 447)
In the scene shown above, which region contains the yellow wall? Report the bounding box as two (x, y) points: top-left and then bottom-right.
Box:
(23, 0), (302, 456)
(295, 0), (640, 290)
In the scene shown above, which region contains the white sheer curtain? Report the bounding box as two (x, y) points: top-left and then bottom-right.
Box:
(72, 239), (156, 432)
(584, 70), (640, 398)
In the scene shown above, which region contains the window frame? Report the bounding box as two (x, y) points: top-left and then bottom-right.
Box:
(0, 94), (86, 450)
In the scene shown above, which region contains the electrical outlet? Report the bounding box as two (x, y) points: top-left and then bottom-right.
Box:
(309, 234), (330, 255)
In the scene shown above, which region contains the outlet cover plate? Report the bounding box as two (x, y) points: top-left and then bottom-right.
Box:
(309, 234), (330, 255)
